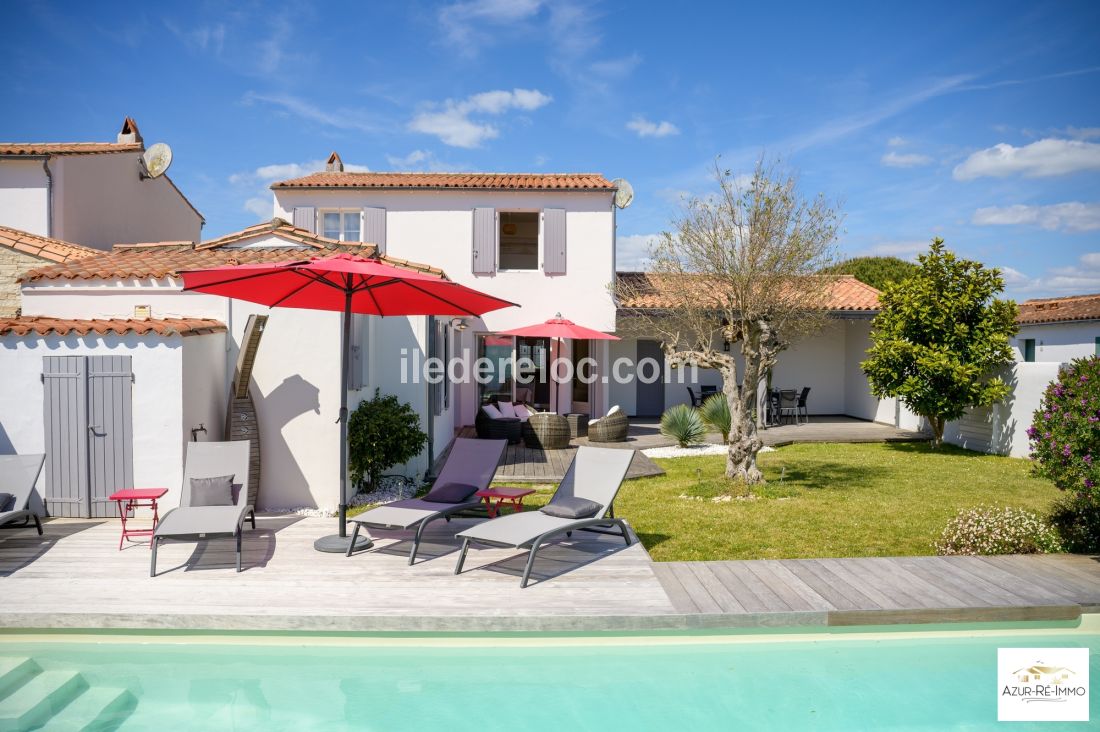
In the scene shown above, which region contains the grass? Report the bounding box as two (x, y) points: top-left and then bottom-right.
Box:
(503, 442), (1063, 562)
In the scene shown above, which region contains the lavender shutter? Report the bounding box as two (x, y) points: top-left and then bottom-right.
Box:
(292, 206), (315, 233)
(361, 207), (386, 252)
(543, 208), (566, 275)
(472, 207), (497, 274)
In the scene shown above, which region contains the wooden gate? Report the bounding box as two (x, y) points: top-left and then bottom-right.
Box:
(42, 355), (134, 517)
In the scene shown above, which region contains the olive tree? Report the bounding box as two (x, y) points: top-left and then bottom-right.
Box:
(615, 158), (841, 485)
(861, 239), (1017, 446)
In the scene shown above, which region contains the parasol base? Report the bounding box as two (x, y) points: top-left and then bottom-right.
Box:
(313, 533), (373, 553)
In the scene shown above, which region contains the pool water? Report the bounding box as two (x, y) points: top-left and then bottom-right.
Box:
(1, 623), (1097, 731)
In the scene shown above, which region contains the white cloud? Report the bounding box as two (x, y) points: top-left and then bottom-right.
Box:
(997, 266), (1031, 286)
(1007, 252), (1100, 295)
(244, 197), (272, 219)
(384, 149), (463, 172)
(243, 92), (382, 134)
(164, 20), (225, 55)
(408, 88), (552, 148)
(626, 116), (680, 138)
(953, 138), (1100, 180)
(972, 202), (1100, 233)
(438, 0), (543, 52)
(230, 158), (370, 218)
(616, 234), (660, 271)
(863, 241), (929, 259)
(881, 150), (932, 168)
(887, 136), (907, 147)
(1065, 126), (1100, 140)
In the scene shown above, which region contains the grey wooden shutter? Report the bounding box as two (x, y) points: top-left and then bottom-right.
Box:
(86, 356), (134, 517)
(361, 207), (386, 253)
(472, 207), (497, 274)
(543, 208), (566, 275)
(292, 206), (315, 233)
(42, 356), (89, 518)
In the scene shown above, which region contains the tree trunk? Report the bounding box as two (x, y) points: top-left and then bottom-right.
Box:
(725, 362), (765, 485)
(928, 416), (945, 448)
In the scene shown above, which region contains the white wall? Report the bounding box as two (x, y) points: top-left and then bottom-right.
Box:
(52, 154), (202, 250)
(182, 333), (226, 445)
(944, 362), (1061, 457)
(0, 160), (49, 236)
(0, 331), (188, 512)
(1014, 322), (1098, 363)
(843, 319), (880, 420)
(608, 338), (637, 415)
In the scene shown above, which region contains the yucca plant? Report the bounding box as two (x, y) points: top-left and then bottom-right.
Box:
(699, 393), (732, 442)
(661, 403), (707, 447)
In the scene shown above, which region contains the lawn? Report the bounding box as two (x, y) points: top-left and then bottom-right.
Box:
(509, 442), (1063, 562)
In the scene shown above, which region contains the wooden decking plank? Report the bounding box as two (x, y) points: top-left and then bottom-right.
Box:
(875, 557), (990, 608)
(782, 560), (875, 610)
(649, 563), (700, 613)
(1015, 556), (1100, 598)
(845, 557), (942, 609)
(962, 556), (1086, 604)
(712, 561), (790, 612)
(893, 557), (1005, 607)
(748, 561), (828, 611)
(929, 557), (1048, 605)
(664, 563), (724, 613)
(684, 563), (748, 613)
(810, 558), (908, 609)
(1027, 554), (1100, 586)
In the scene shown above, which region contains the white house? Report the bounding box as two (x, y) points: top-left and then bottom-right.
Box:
(0, 117), (204, 250)
(1013, 293), (1100, 363)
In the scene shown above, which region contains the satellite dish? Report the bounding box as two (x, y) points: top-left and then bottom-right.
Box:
(140, 143), (173, 179)
(611, 178), (634, 209)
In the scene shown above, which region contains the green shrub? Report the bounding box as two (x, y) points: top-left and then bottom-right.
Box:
(934, 505), (1063, 556)
(1048, 494), (1100, 553)
(661, 404), (707, 447)
(1029, 356), (1100, 504)
(699, 393), (732, 442)
(347, 389), (428, 491)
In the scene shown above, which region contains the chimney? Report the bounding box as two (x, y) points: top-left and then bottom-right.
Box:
(117, 117), (143, 145)
(326, 151), (344, 172)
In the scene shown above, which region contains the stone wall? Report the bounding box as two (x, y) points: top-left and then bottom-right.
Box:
(0, 248), (43, 316)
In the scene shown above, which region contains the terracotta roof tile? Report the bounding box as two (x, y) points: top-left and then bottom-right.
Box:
(616, 272), (881, 312)
(0, 317), (226, 338)
(0, 142), (144, 156)
(272, 171), (616, 191)
(1018, 293), (1100, 325)
(21, 219), (445, 282)
(0, 225), (100, 264)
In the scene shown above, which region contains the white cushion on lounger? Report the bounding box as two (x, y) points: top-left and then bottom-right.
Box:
(482, 404), (503, 419)
(588, 417), (601, 426)
(608, 405), (622, 416)
(498, 401), (517, 418)
(514, 404), (532, 421)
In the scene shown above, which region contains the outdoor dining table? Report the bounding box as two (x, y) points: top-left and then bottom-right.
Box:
(108, 487), (168, 550)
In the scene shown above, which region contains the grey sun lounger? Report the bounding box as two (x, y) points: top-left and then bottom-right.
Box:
(151, 441), (253, 576)
(454, 445), (635, 587)
(346, 437), (507, 564)
(0, 454), (46, 535)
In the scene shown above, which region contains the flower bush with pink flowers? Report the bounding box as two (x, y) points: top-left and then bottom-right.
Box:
(1028, 357), (1100, 503)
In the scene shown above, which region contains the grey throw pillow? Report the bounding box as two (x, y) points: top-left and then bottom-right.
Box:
(190, 475), (235, 507)
(0, 492), (13, 512)
(423, 482), (480, 504)
(540, 496), (602, 519)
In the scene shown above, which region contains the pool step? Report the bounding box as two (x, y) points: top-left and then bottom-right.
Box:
(0, 669), (87, 731)
(43, 686), (138, 732)
(0, 658), (40, 699)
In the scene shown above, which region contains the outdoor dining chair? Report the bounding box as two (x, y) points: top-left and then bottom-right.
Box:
(686, 387), (701, 407)
(797, 387), (811, 423)
(779, 389), (800, 424)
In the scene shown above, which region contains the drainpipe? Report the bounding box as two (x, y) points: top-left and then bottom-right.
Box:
(37, 157), (54, 238)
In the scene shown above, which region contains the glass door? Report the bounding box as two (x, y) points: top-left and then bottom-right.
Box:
(515, 337), (551, 409)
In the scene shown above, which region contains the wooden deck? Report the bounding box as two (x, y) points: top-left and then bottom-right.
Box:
(652, 555), (1100, 625)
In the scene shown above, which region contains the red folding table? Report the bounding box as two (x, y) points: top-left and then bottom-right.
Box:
(108, 488), (168, 550)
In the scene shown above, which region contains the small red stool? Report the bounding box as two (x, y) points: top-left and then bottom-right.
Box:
(108, 488), (168, 550)
(475, 487), (536, 518)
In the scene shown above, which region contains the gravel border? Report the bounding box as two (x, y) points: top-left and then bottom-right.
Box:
(642, 444), (776, 459)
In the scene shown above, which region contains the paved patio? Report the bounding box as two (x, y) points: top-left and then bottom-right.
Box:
(0, 515), (1096, 632)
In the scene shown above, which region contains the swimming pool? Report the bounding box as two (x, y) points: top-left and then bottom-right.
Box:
(1, 619), (1096, 731)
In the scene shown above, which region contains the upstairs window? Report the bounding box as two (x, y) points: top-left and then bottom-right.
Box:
(498, 211), (539, 270)
(321, 211), (361, 241)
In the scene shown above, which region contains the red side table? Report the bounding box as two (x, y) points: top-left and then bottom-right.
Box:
(475, 487), (536, 518)
(108, 488), (168, 550)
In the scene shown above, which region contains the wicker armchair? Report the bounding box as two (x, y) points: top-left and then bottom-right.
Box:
(588, 408), (629, 443)
(522, 412), (571, 450)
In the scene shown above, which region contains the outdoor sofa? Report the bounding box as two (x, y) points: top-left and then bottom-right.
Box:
(151, 441), (254, 576)
(454, 445), (635, 587)
(0, 454), (46, 535)
(345, 437), (507, 564)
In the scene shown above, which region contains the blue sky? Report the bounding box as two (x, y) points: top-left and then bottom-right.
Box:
(4, 0), (1099, 299)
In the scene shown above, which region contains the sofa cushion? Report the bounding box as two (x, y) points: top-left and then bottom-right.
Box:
(482, 404), (503, 419)
(514, 404), (532, 421)
(190, 475), (235, 507)
(497, 401), (517, 418)
(423, 481), (480, 504)
(540, 496), (603, 520)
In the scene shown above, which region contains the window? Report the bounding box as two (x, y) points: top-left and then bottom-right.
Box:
(498, 211), (539, 270)
(1022, 338), (1035, 363)
(1095, 337), (1100, 357)
(321, 211), (361, 241)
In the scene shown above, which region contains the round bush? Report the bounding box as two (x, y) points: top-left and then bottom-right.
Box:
(1028, 357), (1100, 502)
(1048, 494), (1100, 554)
(660, 403), (707, 448)
(935, 505), (1063, 556)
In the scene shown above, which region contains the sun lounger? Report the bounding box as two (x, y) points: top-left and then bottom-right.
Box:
(346, 437), (507, 564)
(0, 454), (46, 535)
(454, 445), (635, 587)
(151, 441), (252, 576)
